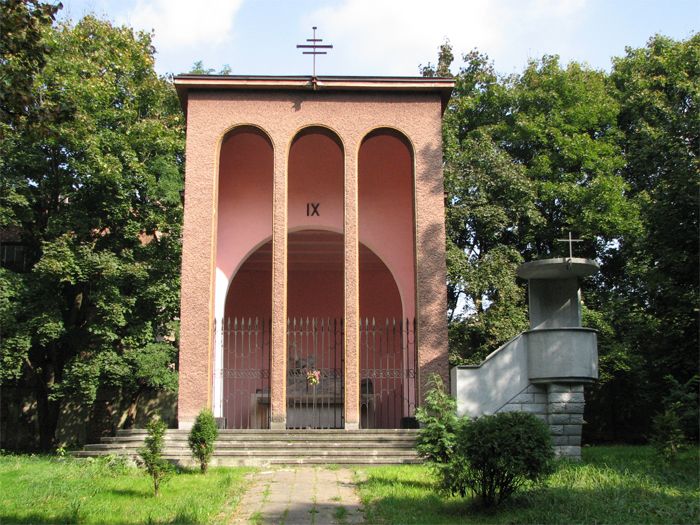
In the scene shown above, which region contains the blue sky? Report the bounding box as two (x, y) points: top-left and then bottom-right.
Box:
(56, 0), (698, 77)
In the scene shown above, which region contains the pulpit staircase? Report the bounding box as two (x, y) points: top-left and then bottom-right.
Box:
(73, 429), (420, 466)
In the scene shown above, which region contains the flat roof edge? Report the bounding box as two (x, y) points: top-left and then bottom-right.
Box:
(173, 75), (455, 114)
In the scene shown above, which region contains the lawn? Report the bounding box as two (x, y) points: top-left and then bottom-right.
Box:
(355, 446), (700, 524)
(0, 454), (251, 524)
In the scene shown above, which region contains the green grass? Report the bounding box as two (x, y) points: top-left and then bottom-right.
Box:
(0, 454), (251, 524)
(355, 446), (700, 524)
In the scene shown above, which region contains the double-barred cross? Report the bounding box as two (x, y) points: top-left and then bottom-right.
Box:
(297, 27), (333, 77)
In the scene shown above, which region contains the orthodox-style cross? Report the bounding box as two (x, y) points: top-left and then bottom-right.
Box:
(297, 26), (333, 77)
(556, 232), (584, 259)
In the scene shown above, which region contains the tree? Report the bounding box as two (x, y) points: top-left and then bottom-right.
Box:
(187, 409), (218, 473)
(435, 49), (539, 363)
(139, 417), (173, 497)
(0, 0), (62, 124)
(438, 49), (637, 364)
(0, 15), (184, 450)
(584, 34), (700, 441)
(435, 34), (698, 442)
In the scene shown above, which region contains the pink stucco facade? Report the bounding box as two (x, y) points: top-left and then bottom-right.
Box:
(175, 76), (453, 429)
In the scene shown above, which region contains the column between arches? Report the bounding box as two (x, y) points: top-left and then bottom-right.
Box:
(344, 143), (360, 429)
(270, 139), (288, 429)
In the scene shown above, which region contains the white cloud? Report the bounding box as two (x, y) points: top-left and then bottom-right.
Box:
(123, 0), (244, 49)
(304, 0), (589, 75)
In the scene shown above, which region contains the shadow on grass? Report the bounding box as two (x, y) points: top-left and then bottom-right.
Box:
(359, 479), (700, 525)
(0, 513), (80, 525)
(107, 487), (150, 497)
(581, 446), (700, 490)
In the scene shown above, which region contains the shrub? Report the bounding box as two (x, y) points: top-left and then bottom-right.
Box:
(188, 409), (219, 473)
(649, 374), (699, 460)
(650, 407), (685, 460)
(139, 417), (173, 496)
(415, 374), (459, 464)
(439, 411), (555, 507)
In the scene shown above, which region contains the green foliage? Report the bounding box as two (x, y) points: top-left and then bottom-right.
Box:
(649, 409), (685, 461)
(438, 412), (555, 507)
(189, 60), (232, 75)
(432, 33), (698, 443)
(0, 13), (184, 449)
(415, 374), (459, 464)
(357, 446), (700, 524)
(187, 409), (218, 473)
(649, 374), (699, 459)
(139, 417), (173, 497)
(0, 0), (62, 124)
(0, 454), (250, 523)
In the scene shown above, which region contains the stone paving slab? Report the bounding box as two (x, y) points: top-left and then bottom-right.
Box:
(231, 466), (364, 524)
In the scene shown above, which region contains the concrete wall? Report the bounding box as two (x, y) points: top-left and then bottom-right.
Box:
(451, 328), (596, 459)
(451, 335), (528, 418)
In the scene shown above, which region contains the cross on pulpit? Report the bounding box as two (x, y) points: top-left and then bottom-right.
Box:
(556, 232), (584, 259)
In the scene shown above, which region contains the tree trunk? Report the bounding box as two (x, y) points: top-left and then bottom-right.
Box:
(35, 374), (61, 451)
(123, 387), (144, 429)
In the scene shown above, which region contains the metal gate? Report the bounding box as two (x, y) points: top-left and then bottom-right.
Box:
(286, 317), (344, 429)
(222, 317), (271, 429)
(360, 318), (417, 429)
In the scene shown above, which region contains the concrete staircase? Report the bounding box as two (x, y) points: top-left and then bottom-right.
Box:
(73, 429), (421, 466)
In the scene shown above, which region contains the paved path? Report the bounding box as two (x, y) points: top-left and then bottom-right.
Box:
(231, 467), (365, 525)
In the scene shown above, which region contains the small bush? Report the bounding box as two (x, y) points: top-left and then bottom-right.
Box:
(188, 409), (219, 473)
(139, 417), (173, 496)
(439, 411), (555, 507)
(415, 374), (459, 464)
(650, 407), (685, 460)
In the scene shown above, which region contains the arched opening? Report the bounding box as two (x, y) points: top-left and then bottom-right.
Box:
(216, 126), (273, 429)
(286, 127), (345, 428)
(359, 128), (417, 428)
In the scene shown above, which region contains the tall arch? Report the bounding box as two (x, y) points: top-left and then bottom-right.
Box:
(285, 127), (346, 428)
(358, 128), (417, 428)
(214, 125), (274, 426)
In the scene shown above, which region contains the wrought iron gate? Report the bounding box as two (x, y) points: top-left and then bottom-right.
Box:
(222, 317), (271, 429)
(287, 317), (344, 429)
(360, 318), (417, 429)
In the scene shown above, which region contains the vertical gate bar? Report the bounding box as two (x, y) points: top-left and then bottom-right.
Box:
(231, 317), (236, 429)
(373, 317), (378, 429)
(412, 318), (416, 417)
(360, 318), (365, 428)
(405, 318), (409, 422)
(237, 317), (242, 430)
(223, 318), (227, 429)
(320, 318), (324, 428)
(267, 319), (272, 428)
(255, 316), (260, 429)
(305, 317), (308, 425)
(339, 317), (345, 427)
(331, 317), (336, 428)
(406, 317), (410, 417)
(393, 317), (399, 429)
(236, 317), (241, 430)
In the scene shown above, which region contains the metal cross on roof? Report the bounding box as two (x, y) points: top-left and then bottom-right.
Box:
(556, 232), (584, 259)
(297, 26), (333, 77)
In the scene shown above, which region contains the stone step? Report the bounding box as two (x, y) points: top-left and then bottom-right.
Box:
(114, 432), (418, 440)
(77, 429), (420, 465)
(116, 429), (418, 440)
(85, 442), (414, 450)
(73, 450), (420, 466)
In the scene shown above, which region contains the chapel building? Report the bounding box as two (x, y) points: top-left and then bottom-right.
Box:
(173, 75), (454, 430)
